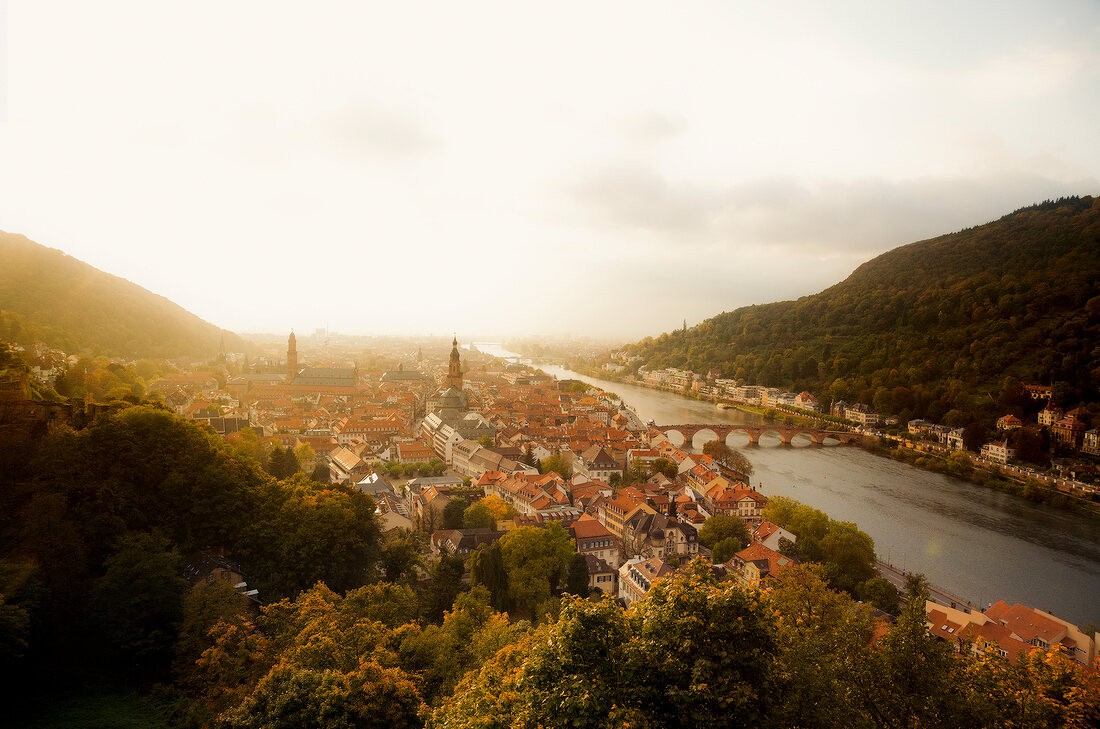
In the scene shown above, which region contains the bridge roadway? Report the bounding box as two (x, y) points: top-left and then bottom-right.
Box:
(656, 423), (868, 447)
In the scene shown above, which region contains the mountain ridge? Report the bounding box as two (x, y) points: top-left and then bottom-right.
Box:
(0, 229), (251, 359)
(614, 196), (1100, 419)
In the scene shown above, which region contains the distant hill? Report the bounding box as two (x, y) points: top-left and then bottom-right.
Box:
(0, 230), (250, 359)
(617, 196), (1100, 418)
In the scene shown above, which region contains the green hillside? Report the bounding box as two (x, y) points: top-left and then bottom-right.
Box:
(0, 230), (249, 359)
(617, 196), (1100, 420)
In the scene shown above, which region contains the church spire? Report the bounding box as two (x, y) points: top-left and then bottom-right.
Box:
(287, 330), (298, 384)
(448, 334), (463, 389)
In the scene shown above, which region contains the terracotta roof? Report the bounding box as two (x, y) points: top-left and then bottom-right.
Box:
(984, 601), (1069, 645)
(572, 513), (614, 539)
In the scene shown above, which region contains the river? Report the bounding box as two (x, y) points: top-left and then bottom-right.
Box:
(470, 344), (1100, 627)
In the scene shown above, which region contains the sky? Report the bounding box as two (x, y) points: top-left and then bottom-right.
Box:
(1, 1), (1098, 340)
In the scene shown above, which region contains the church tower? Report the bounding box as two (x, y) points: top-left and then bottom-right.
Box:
(287, 330), (298, 383)
(447, 336), (463, 390)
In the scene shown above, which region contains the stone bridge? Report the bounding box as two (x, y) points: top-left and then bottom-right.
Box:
(656, 423), (867, 447)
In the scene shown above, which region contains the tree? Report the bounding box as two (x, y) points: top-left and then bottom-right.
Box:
(650, 457), (678, 479)
(498, 523), (574, 618)
(462, 501), (496, 529)
(379, 529), (423, 583)
(540, 453), (572, 479)
(477, 435), (494, 448)
(711, 536), (740, 564)
(856, 577), (900, 614)
(564, 553), (590, 597)
(848, 574), (964, 728)
(293, 443), (316, 467)
(479, 494), (516, 522)
(173, 579), (251, 689)
(962, 421), (987, 452)
(310, 463), (331, 485)
(442, 497), (470, 530)
(221, 661), (423, 729)
(90, 531), (187, 676)
(522, 444), (538, 468)
(469, 541), (509, 613)
(768, 564), (874, 729)
(425, 555), (467, 623)
(432, 561), (781, 729)
(698, 514), (749, 550)
(623, 560), (780, 728)
(702, 440), (754, 477)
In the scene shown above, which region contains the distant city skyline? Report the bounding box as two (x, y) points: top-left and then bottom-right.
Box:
(1, 1), (1098, 339)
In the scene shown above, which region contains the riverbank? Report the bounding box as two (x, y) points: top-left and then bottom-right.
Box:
(558, 360), (1100, 519)
(504, 356), (1100, 626)
(870, 440), (1100, 518)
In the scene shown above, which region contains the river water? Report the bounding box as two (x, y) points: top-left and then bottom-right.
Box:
(471, 344), (1100, 626)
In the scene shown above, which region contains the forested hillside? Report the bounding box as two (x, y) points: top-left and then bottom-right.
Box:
(0, 230), (249, 358)
(621, 196), (1100, 416)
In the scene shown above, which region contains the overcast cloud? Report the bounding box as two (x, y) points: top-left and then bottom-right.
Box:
(0, 1), (1098, 341)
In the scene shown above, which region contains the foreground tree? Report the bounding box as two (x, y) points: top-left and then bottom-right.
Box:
(430, 559), (780, 729)
(702, 440), (754, 477)
(698, 514), (749, 551)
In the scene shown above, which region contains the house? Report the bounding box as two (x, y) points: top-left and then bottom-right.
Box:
(621, 511), (698, 561)
(431, 528), (506, 558)
(584, 553), (618, 597)
(618, 556), (675, 605)
(712, 486), (767, 523)
(926, 603), (1033, 664)
(984, 600), (1097, 666)
(845, 404), (881, 426)
(480, 471), (573, 517)
(1038, 405), (1064, 427)
(599, 489), (656, 538)
(1052, 416), (1087, 450)
(751, 520), (796, 552)
(728, 543), (796, 588)
(575, 445), (623, 483)
(1084, 429), (1100, 456)
(996, 414), (1023, 431)
(1025, 385), (1052, 401)
(570, 513), (620, 569)
(396, 439), (435, 463)
(927, 600), (1096, 667)
(794, 391), (819, 411)
(980, 440), (1017, 465)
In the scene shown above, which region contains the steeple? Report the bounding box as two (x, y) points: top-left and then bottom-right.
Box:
(217, 332), (226, 363)
(447, 335), (463, 390)
(287, 330), (298, 384)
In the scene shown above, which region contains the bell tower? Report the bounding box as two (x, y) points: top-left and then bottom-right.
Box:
(287, 330), (298, 383)
(447, 335), (463, 390)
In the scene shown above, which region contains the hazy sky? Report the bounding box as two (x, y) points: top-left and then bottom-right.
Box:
(1, 2), (1098, 340)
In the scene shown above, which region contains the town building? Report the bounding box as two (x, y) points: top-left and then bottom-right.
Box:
(1052, 416), (1087, 450)
(584, 553), (618, 597)
(621, 511), (698, 561)
(570, 514), (620, 569)
(980, 440), (1017, 465)
(618, 556), (675, 605)
(728, 542), (796, 588)
(575, 445), (623, 483)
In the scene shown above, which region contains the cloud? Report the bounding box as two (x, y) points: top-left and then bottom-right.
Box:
(318, 102), (440, 161)
(560, 162), (1098, 260)
(615, 112), (687, 144)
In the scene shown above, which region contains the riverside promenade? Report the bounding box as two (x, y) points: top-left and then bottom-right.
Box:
(876, 560), (983, 612)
